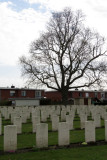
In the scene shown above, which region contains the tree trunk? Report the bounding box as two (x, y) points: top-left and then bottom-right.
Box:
(61, 87), (69, 106)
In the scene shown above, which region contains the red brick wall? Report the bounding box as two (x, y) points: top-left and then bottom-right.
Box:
(0, 89), (45, 100)
(45, 91), (62, 101)
(17, 90), (35, 98)
(0, 88), (102, 102)
(45, 90), (102, 102)
(1, 89), (10, 100)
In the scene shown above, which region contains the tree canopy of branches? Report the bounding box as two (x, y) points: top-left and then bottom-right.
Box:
(20, 8), (107, 105)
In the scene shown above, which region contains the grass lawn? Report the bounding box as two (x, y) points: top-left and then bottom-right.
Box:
(1, 145), (107, 160)
(0, 113), (107, 160)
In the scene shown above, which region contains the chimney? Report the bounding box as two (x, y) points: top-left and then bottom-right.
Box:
(11, 85), (15, 88)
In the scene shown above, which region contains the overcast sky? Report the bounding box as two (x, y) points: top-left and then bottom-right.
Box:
(0, 0), (107, 88)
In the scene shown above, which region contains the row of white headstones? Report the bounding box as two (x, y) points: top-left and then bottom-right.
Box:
(1, 105), (107, 152)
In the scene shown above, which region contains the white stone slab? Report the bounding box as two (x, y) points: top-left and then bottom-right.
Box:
(32, 116), (40, 133)
(36, 123), (48, 148)
(52, 115), (59, 131)
(85, 121), (95, 143)
(4, 125), (17, 152)
(58, 122), (70, 146)
(13, 117), (22, 134)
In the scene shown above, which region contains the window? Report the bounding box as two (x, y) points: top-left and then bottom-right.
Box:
(95, 92), (98, 98)
(79, 92), (83, 97)
(101, 92), (105, 98)
(86, 93), (89, 98)
(21, 91), (26, 96)
(10, 90), (15, 96)
(35, 91), (41, 97)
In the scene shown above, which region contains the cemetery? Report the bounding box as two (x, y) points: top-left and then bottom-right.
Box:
(0, 105), (107, 159)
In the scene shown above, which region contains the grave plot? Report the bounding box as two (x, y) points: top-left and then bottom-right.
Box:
(0, 105), (107, 155)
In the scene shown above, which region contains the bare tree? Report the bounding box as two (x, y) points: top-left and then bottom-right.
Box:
(20, 8), (107, 105)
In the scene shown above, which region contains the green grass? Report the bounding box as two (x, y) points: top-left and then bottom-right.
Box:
(0, 114), (107, 160)
(1, 145), (107, 160)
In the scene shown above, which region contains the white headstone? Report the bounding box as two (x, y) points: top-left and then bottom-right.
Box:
(61, 110), (66, 121)
(36, 123), (48, 148)
(52, 115), (59, 131)
(85, 121), (95, 143)
(4, 125), (17, 152)
(66, 115), (74, 130)
(13, 117), (22, 134)
(32, 116), (40, 133)
(58, 122), (70, 146)
(94, 114), (101, 127)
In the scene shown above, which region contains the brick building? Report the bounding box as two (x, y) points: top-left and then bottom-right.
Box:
(45, 90), (107, 105)
(0, 85), (107, 105)
(0, 85), (44, 105)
